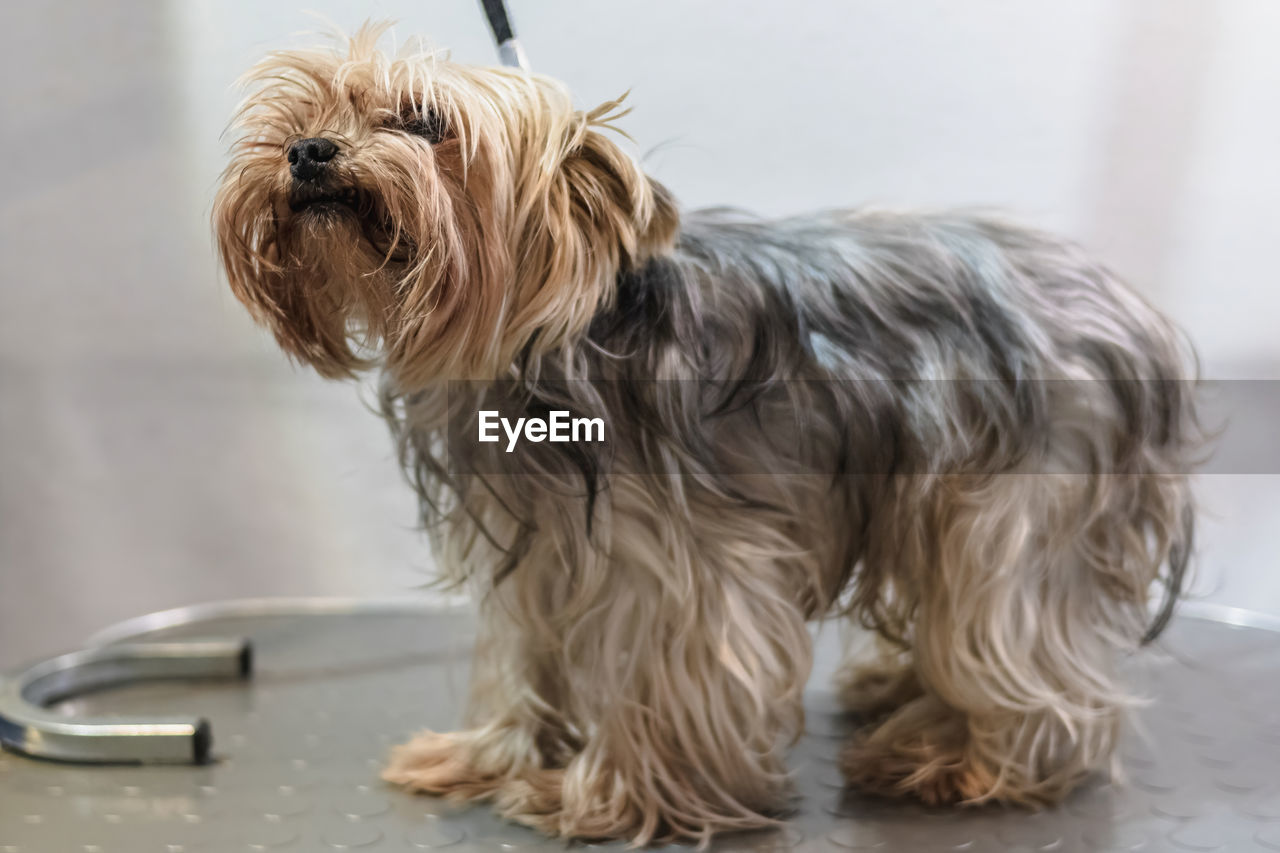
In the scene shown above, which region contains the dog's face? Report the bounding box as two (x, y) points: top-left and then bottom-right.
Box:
(214, 23), (676, 386)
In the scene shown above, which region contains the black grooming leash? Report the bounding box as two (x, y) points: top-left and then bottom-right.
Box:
(479, 0), (530, 70)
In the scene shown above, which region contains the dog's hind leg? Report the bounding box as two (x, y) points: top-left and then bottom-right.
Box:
(840, 465), (1192, 806)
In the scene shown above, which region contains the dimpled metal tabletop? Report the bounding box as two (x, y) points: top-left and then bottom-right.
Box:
(1, 604), (1279, 852)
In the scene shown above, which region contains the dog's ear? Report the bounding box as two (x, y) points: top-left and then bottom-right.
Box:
(557, 102), (679, 267)
(504, 99), (679, 362)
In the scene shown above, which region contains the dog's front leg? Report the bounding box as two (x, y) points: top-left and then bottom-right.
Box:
(389, 479), (814, 845)
(519, 484), (813, 844)
(382, 595), (576, 810)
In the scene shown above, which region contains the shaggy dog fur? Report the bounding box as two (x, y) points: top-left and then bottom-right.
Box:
(213, 24), (1198, 846)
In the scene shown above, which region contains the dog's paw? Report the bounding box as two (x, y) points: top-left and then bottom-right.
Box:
(840, 735), (999, 806)
(383, 729), (507, 801)
(507, 762), (781, 845)
(490, 770), (570, 833)
(502, 776), (650, 844)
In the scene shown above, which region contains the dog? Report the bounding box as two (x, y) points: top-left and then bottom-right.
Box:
(213, 23), (1198, 846)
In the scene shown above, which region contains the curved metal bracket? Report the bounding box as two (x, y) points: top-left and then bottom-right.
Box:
(0, 638), (251, 764)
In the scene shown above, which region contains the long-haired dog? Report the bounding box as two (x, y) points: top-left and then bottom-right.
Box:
(214, 24), (1198, 846)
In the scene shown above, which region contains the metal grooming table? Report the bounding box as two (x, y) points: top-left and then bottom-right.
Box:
(1, 600), (1278, 852)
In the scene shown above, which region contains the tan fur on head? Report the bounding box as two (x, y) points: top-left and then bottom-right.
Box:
(214, 21), (677, 386)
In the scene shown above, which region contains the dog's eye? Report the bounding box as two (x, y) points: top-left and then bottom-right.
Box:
(395, 107), (447, 144)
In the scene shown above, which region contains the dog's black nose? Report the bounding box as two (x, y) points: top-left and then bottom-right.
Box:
(287, 137), (338, 180)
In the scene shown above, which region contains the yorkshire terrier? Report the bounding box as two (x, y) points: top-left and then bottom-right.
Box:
(214, 24), (1198, 846)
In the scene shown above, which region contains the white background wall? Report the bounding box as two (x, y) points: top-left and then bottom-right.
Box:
(2, 1), (1277, 665)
